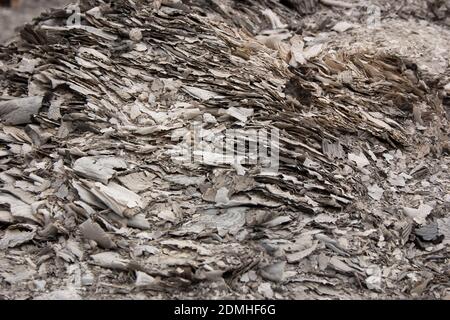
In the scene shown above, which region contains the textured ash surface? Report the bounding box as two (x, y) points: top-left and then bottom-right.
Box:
(0, 0), (449, 300)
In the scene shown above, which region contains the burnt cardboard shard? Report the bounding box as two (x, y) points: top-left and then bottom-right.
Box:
(79, 219), (116, 249)
(73, 156), (128, 184)
(414, 222), (442, 242)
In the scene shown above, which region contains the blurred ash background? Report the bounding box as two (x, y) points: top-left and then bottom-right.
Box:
(0, 0), (71, 43)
